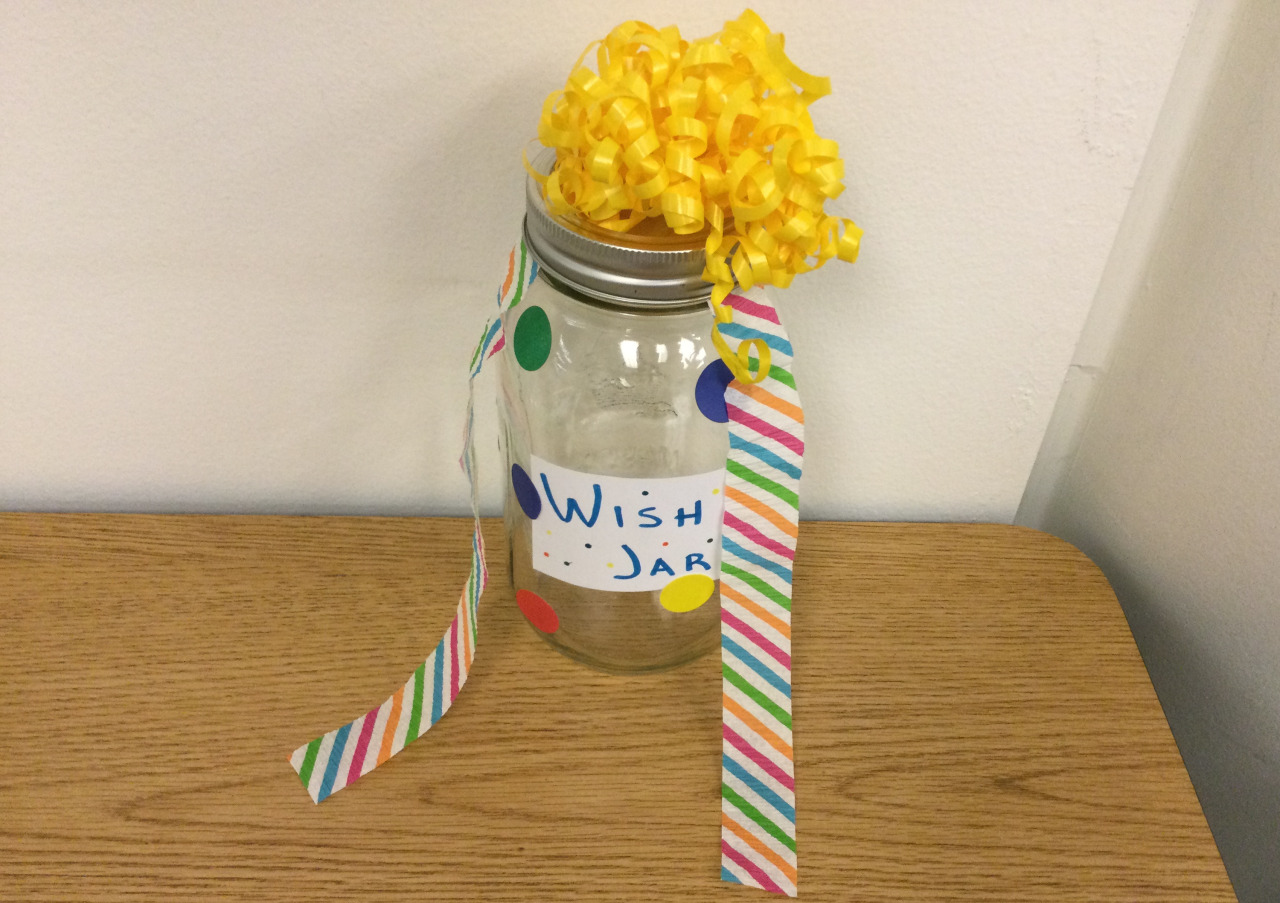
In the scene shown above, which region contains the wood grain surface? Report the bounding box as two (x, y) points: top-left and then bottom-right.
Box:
(0, 514), (1234, 902)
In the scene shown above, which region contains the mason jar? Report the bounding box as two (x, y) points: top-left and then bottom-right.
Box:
(497, 157), (730, 672)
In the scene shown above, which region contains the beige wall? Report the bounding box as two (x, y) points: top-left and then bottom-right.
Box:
(0, 2), (1193, 520)
(1022, 1), (1280, 897)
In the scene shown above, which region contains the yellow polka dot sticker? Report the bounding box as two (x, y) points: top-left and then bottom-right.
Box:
(660, 573), (716, 613)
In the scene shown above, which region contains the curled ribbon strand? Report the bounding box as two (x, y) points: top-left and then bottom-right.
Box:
(527, 8), (863, 380)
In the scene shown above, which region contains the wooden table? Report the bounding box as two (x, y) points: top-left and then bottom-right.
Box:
(0, 514), (1233, 902)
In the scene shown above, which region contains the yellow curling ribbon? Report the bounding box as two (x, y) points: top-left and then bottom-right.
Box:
(713, 330), (772, 385)
(532, 9), (863, 379)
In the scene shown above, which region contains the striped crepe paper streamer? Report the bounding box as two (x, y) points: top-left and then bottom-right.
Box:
(718, 291), (802, 897)
(289, 242), (537, 803)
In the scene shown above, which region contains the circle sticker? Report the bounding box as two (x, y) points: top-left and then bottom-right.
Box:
(511, 463), (541, 520)
(513, 305), (552, 371)
(516, 589), (560, 633)
(659, 574), (716, 613)
(695, 359), (734, 422)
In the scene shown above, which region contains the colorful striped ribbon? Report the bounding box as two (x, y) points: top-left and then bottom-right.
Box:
(718, 292), (801, 897)
(290, 247), (803, 897)
(288, 242), (535, 802)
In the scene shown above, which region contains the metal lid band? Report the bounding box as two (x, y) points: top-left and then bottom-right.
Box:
(523, 152), (714, 307)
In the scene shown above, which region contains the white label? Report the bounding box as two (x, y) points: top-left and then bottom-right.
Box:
(528, 455), (725, 592)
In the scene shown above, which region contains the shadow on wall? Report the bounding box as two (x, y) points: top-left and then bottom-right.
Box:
(1021, 0), (1280, 898)
(1071, 525), (1280, 903)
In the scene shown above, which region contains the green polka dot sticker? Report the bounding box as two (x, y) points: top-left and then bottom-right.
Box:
(513, 305), (552, 371)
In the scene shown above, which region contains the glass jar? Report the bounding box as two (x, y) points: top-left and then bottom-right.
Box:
(497, 157), (729, 672)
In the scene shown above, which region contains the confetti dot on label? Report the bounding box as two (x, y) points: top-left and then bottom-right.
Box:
(513, 305), (552, 371)
(585, 543), (592, 548)
(660, 574), (716, 613)
(510, 463), (541, 520)
(543, 552), (549, 557)
(707, 538), (714, 543)
(642, 490), (649, 496)
(713, 488), (720, 495)
(516, 589), (560, 633)
(607, 563), (614, 569)
(662, 541), (669, 547)
(695, 358), (734, 422)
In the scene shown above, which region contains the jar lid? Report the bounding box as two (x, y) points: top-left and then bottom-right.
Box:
(523, 151), (713, 307)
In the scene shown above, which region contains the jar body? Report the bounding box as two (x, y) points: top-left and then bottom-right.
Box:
(498, 270), (728, 672)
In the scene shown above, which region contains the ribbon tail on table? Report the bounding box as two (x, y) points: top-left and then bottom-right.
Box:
(718, 291), (802, 897)
(288, 241), (537, 803)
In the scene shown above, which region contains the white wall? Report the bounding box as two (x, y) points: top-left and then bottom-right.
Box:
(1020, 0), (1279, 897)
(0, 2), (1194, 519)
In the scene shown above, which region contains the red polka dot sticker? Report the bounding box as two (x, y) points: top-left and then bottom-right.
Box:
(515, 589), (560, 634)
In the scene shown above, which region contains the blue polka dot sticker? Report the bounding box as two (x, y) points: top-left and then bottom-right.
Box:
(695, 358), (734, 423)
(511, 463), (541, 520)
